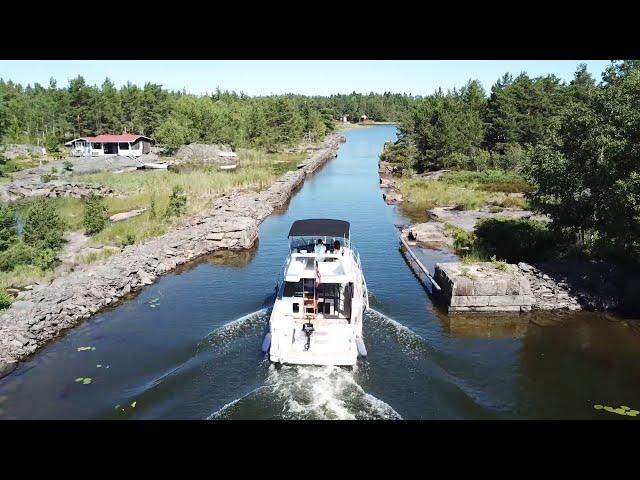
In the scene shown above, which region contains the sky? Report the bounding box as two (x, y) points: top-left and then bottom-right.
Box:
(0, 60), (613, 96)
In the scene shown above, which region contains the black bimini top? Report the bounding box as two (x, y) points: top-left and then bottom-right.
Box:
(288, 219), (350, 239)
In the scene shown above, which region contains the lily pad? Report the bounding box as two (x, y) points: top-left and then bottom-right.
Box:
(594, 403), (639, 417)
(91, 347), (96, 351)
(77, 346), (92, 351)
(75, 377), (84, 383)
(131, 401), (137, 408)
(114, 404), (120, 410)
(96, 364), (102, 368)
(82, 378), (92, 385)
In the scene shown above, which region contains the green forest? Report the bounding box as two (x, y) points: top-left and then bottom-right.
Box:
(382, 61), (640, 262)
(1, 61), (639, 263)
(0, 77), (412, 151)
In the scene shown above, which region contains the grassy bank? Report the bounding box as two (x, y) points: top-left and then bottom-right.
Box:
(69, 149), (305, 246)
(1, 148), (306, 292)
(398, 169), (530, 218)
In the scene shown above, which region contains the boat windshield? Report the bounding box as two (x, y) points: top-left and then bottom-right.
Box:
(290, 236), (349, 253)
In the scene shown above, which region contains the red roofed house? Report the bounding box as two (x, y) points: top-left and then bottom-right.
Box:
(65, 134), (153, 157)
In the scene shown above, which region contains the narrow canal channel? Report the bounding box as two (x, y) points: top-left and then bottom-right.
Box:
(1, 125), (639, 419)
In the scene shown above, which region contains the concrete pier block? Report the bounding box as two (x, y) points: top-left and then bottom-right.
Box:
(434, 262), (533, 314)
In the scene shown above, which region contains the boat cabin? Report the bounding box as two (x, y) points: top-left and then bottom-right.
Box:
(277, 219), (357, 323)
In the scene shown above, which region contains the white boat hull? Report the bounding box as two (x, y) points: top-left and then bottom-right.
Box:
(266, 220), (370, 367)
(139, 162), (169, 169)
(268, 320), (362, 366)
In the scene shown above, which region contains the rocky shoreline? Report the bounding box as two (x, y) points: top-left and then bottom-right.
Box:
(383, 164), (633, 316)
(0, 134), (345, 378)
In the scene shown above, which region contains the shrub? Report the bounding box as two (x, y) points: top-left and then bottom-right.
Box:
(45, 136), (62, 154)
(23, 199), (65, 251)
(32, 248), (57, 270)
(148, 197), (156, 219)
(0, 289), (12, 310)
(499, 196), (528, 209)
(475, 218), (555, 263)
(83, 193), (108, 235)
(443, 222), (475, 252)
(490, 254), (509, 271)
(459, 266), (477, 280)
(380, 139), (418, 172)
(165, 186), (187, 218)
(0, 242), (36, 272)
(0, 241), (58, 272)
(0, 203), (17, 252)
(40, 173), (54, 183)
(443, 152), (471, 170)
(63, 160), (73, 172)
(442, 169), (533, 193)
(121, 233), (136, 247)
(490, 143), (531, 173)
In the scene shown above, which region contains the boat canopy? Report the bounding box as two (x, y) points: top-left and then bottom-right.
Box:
(288, 219), (350, 239)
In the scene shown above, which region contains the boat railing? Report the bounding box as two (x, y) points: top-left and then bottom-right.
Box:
(275, 255), (290, 294)
(354, 250), (369, 310)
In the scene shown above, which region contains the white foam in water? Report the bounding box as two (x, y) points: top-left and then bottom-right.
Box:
(197, 308), (269, 353)
(366, 308), (431, 361)
(205, 307), (408, 420)
(367, 308), (416, 335)
(207, 384), (272, 419)
(209, 364), (402, 420)
(269, 365), (401, 420)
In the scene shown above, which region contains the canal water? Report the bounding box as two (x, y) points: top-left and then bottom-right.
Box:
(1, 125), (640, 419)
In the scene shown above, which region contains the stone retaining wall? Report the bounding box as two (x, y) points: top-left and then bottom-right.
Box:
(516, 262), (582, 311)
(434, 262), (533, 313)
(0, 134), (345, 377)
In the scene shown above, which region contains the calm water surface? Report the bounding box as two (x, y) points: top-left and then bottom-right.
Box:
(1, 125), (639, 419)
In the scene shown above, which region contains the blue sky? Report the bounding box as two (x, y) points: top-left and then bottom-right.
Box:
(0, 60), (613, 96)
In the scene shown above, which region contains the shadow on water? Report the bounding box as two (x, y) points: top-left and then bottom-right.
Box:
(204, 244), (259, 267)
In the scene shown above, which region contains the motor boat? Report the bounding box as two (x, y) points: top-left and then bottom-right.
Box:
(263, 219), (369, 366)
(137, 161), (169, 170)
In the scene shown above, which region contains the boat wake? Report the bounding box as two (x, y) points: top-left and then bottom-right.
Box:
(196, 308), (270, 354)
(365, 308), (432, 361)
(209, 364), (401, 420)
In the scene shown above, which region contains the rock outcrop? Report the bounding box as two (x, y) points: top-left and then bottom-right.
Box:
(109, 209), (146, 223)
(0, 134), (345, 377)
(1, 144), (47, 160)
(516, 261), (637, 312)
(516, 262), (582, 311)
(401, 222), (453, 248)
(0, 181), (112, 202)
(173, 144), (238, 167)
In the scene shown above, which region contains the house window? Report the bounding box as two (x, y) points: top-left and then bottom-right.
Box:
(119, 143), (129, 150)
(92, 143), (102, 149)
